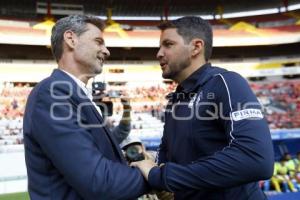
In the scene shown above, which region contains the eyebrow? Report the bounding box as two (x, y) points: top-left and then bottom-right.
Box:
(95, 37), (104, 44)
(161, 39), (175, 45)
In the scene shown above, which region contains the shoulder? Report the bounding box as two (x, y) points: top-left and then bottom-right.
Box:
(200, 65), (247, 88)
(24, 76), (54, 121)
(212, 70), (246, 84)
(209, 70), (249, 91)
(28, 76), (53, 100)
(36, 73), (77, 100)
(206, 70), (257, 103)
(29, 74), (75, 107)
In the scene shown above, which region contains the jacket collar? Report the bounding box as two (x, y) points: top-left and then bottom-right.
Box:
(51, 69), (89, 100)
(177, 63), (212, 93)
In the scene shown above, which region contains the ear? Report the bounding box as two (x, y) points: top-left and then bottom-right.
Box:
(63, 30), (77, 49)
(190, 39), (204, 57)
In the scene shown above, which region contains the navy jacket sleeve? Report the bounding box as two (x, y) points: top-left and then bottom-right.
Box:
(148, 72), (274, 191)
(157, 123), (168, 164)
(31, 83), (147, 200)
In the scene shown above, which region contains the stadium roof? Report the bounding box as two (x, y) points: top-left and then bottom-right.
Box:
(0, 0), (300, 21)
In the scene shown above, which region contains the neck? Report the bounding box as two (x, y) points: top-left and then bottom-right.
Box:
(58, 55), (90, 85)
(175, 59), (206, 84)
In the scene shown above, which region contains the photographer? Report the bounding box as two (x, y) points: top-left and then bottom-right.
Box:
(120, 136), (146, 163)
(121, 136), (173, 200)
(92, 82), (132, 144)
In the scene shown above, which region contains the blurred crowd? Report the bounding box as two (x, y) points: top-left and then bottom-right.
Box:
(108, 83), (176, 113)
(0, 82), (31, 145)
(250, 80), (300, 129)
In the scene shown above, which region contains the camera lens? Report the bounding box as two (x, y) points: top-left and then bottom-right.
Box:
(126, 146), (139, 158)
(125, 146), (144, 162)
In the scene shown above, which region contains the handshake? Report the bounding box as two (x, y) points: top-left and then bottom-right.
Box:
(120, 136), (173, 200)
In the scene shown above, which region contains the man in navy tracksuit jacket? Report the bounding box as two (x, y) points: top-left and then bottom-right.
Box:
(131, 16), (274, 200)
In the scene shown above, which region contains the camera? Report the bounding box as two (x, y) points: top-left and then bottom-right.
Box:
(92, 82), (106, 92)
(107, 90), (121, 98)
(124, 146), (145, 162)
(92, 82), (121, 98)
(120, 136), (145, 163)
(92, 81), (113, 116)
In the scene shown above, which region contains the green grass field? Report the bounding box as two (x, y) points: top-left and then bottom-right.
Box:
(0, 192), (29, 200)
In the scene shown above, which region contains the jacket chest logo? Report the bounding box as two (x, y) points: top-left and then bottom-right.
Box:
(188, 92), (202, 108)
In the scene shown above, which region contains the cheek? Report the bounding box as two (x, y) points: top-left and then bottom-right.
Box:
(177, 49), (190, 61)
(75, 45), (87, 57)
(168, 49), (183, 60)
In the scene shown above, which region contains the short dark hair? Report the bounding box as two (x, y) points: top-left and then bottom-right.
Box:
(51, 15), (105, 62)
(158, 16), (213, 61)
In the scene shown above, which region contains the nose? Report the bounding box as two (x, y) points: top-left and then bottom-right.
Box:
(102, 46), (110, 58)
(156, 48), (163, 60)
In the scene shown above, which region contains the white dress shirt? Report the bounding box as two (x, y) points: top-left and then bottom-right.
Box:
(60, 69), (103, 117)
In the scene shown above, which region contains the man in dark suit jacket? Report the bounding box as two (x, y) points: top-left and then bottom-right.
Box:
(23, 15), (149, 200)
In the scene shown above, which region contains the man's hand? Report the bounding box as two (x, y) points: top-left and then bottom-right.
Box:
(120, 97), (131, 124)
(120, 97), (131, 110)
(130, 159), (157, 180)
(156, 191), (174, 200)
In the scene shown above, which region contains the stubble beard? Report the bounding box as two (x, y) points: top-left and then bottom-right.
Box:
(162, 57), (191, 80)
(94, 63), (103, 75)
(89, 60), (103, 77)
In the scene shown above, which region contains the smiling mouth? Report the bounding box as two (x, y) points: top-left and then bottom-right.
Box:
(160, 63), (167, 70)
(97, 57), (104, 63)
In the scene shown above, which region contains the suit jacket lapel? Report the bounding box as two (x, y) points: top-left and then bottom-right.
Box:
(51, 69), (126, 163)
(88, 106), (127, 163)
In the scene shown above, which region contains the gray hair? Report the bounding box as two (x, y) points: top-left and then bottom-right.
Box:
(51, 15), (105, 62)
(158, 16), (213, 61)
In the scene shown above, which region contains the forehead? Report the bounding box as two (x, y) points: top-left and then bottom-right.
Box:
(160, 28), (183, 43)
